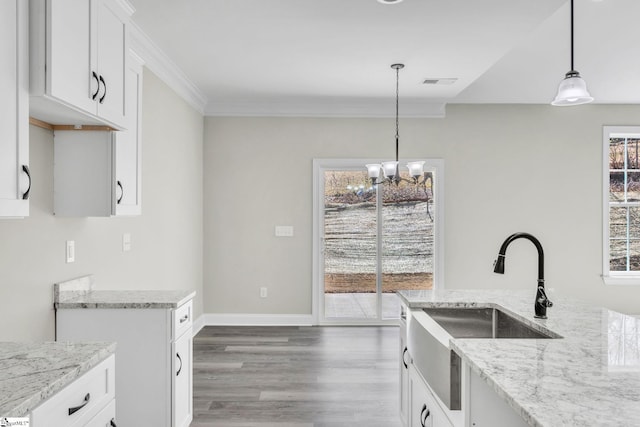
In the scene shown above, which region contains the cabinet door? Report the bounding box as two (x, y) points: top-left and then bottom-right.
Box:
(0, 0), (29, 217)
(114, 51), (142, 216)
(95, 0), (128, 128)
(400, 317), (410, 425)
(47, 0), (96, 115)
(409, 367), (452, 427)
(172, 331), (193, 427)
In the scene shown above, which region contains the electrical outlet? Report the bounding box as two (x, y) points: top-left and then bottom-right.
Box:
(66, 240), (75, 263)
(122, 233), (131, 252)
(260, 287), (268, 298)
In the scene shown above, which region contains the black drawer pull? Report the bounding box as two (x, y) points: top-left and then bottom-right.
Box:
(110, 418), (117, 427)
(176, 352), (183, 376)
(180, 314), (189, 323)
(68, 393), (90, 416)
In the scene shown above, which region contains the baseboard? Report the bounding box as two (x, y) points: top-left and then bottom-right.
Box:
(192, 314), (206, 336)
(202, 313), (314, 326)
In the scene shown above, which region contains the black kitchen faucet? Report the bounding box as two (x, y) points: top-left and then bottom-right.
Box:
(493, 232), (553, 319)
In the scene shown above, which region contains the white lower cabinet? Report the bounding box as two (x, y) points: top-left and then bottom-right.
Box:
(172, 330), (193, 427)
(31, 355), (116, 427)
(399, 304), (410, 425)
(463, 364), (528, 427)
(409, 365), (453, 427)
(56, 299), (194, 427)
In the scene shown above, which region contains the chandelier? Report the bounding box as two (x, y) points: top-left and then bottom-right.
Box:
(366, 64), (426, 185)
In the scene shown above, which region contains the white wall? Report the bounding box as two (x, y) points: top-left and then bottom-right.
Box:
(203, 104), (640, 316)
(0, 69), (204, 341)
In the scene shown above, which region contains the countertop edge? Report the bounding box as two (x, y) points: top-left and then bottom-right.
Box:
(54, 290), (196, 309)
(5, 342), (116, 417)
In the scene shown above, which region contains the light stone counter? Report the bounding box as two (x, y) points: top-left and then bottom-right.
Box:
(0, 341), (115, 417)
(53, 275), (196, 309)
(397, 289), (640, 427)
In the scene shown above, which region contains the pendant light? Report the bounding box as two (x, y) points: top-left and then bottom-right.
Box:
(366, 64), (425, 185)
(551, 0), (593, 106)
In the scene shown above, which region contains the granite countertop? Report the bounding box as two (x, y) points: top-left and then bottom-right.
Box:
(53, 275), (196, 309)
(0, 341), (116, 417)
(397, 289), (640, 427)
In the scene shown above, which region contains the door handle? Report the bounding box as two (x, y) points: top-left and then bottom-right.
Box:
(176, 352), (183, 376)
(99, 75), (107, 104)
(21, 165), (31, 200)
(116, 180), (123, 204)
(92, 71), (100, 100)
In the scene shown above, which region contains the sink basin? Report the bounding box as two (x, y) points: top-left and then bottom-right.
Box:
(421, 307), (557, 339)
(407, 306), (560, 411)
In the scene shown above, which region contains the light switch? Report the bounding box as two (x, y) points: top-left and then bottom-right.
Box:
(275, 226), (294, 237)
(122, 233), (131, 252)
(66, 240), (75, 263)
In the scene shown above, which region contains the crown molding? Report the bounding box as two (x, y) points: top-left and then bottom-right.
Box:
(129, 21), (207, 114)
(205, 98), (447, 118)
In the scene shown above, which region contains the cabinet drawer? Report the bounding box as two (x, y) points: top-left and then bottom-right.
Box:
(86, 398), (116, 427)
(31, 355), (115, 427)
(173, 300), (193, 338)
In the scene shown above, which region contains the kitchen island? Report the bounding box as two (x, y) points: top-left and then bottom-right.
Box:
(0, 341), (115, 418)
(397, 289), (640, 427)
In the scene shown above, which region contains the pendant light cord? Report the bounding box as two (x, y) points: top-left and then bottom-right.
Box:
(570, 0), (574, 72)
(395, 65), (400, 163)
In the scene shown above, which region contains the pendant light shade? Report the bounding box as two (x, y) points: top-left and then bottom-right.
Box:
(551, 0), (593, 106)
(551, 71), (593, 106)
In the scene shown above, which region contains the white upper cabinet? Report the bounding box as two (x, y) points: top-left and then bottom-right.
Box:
(53, 50), (143, 218)
(0, 0), (30, 218)
(114, 51), (143, 216)
(30, 0), (133, 130)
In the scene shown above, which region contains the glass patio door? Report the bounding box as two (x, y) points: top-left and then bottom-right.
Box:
(314, 159), (437, 323)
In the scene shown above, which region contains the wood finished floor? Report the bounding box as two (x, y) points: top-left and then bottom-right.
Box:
(191, 326), (402, 427)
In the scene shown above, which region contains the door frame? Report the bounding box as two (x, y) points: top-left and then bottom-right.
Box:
(312, 158), (445, 325)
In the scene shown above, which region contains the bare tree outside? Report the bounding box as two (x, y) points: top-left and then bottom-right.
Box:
(323, 171), (435, 294)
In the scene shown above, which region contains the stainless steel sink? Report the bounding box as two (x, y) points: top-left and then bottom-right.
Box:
(421, 307), (557, 339)
(407, 306), (560, 411)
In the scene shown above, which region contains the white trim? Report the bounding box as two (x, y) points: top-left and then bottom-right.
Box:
(602, 275), (640, 286)
(192, 314), (206, 336)
(205, 98), (447, 118)
(602, 126), (640, 285)
(128, 21), (207, 114)
(202, 313), (314, 326)
(312, 158), (445, 324)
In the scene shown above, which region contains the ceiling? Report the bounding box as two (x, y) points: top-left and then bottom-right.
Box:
(127, 0), (640, 117)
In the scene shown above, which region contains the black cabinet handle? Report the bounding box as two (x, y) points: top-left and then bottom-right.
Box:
(99, 75), (107, 104)
(420, 403), (430, 426)
(110, 419), (117, 427)
(21, 165), (31, 200)
(176, 352), (182, 376)
(92, 71), (100, 100)
(116, 180), (123, 204)
(402, 347), (409, 369)
(68, 393), (90, 416)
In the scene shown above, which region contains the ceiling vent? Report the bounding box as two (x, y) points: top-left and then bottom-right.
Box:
(423, 78), (458, 85)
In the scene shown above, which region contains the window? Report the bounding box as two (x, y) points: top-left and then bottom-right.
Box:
(603, 126), (640, 284)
